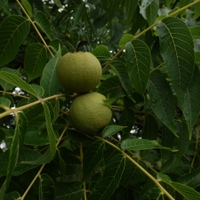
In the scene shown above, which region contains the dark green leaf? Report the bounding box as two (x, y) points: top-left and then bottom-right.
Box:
(189, 25), (200, 39)
(111, 60), (133, 99)
(34, 11), (52, 40)
(181, 67), (200, 137)
(118, 34), (134, 47)
(121, 138), (164, 151)
(125, 40), (151, 95)
(0, 71), (38, 97)
(178, 167), (200, 188)
(0, 97), (11, 108)
(164, 180), (200, 200)
(74, 3), (86, 25)
(39, 173), (54, 200)
(24, 43), (47, 82)
(0, 113), (27, 198)
(140, 0), (159, 25)
(102, 125), (126, 138)
(49, 39), (68, 55)
(88, 154), (126, 200)
(0, 15), (30, 66)
(40, 49), (61, 97)
(92, 45), (110, 60)
(83, 140), (105, 181)
(97, 76), (125, 99)
(4, 191), (21, 200)
(147, 71), (176, 135)
(43, 102), (57, 159)
(54, 182), (83, 200)
(142, 114), (158, 140)
(125, 0), (138, 24)
(0, 0), (7, 10)
(22, 0), (33, 17)
(158, 17), (195, 101)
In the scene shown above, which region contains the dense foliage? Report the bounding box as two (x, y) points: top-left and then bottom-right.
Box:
(0, 0), (200, 199)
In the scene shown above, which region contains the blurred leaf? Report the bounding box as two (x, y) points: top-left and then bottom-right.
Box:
(0, 71), (38, 97)
(54, 182), (83, 200)
(194, 3), (200, 19)
(163, 180), (200, 200)
(4, 191), (21, 200)
(83, 140), (105, 181)
(88, 154), (126, 200)
(97, 76), (125, 99)
(0, 97), (11, 108)
(40, 48), (61, 97)
(22, 0), (33, 17)
(102, 125), (126, 138)
(181, 67), (200, 138)
(34, 11), (52, 40)
(125, 40), (151, 95)
(157, 17), (195, 101)
(0, 15), (30, 66)
(140, 0), (159, 25)
(24, 43), (47, 82)
(0, 0), (7, 10)
(74, 3), (86, 25)
(147, 71), (176, 136)
(102, 0), (123, 20)
(0, 113), (27, 198)
(39, 173), (54, 200)
(189, 25), (200, 39)
(178, 167), (200, 188)
(49, 39), (68, 55)
(43, 102), (57, 159)
(118, 34), (134, 47)
(92, 45), (110, 60)
(125, 0), (138, 24)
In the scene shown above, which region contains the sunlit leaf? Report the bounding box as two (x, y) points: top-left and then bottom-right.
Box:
(0, 15), (30, 66)
(158, 17), (195, 102)
(24, 43), (47, 82)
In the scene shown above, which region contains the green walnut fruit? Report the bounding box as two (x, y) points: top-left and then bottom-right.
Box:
(70, 92), (112, 135)
(56, 51), (102, 93)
